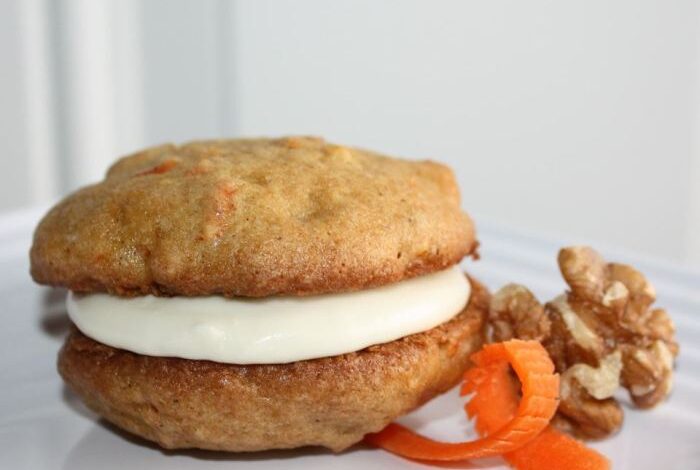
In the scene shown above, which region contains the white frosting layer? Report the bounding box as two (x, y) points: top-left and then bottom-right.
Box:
(67, 267), (470, 364)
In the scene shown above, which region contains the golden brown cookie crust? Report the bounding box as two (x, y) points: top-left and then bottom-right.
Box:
(31, 137), (476, 297)
(58, 276), (489, 452)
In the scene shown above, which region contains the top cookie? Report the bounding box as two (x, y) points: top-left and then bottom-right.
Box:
(30, 137), (476, 297)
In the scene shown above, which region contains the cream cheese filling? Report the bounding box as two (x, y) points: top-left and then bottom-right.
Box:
(66, 266), (471, 365)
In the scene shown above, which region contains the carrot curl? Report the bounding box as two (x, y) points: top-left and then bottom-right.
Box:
(365, 340), (560, 461)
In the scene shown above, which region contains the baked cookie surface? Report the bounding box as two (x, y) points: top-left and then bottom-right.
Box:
(58, 276), (488, 452)
(31, 137), (476, 297)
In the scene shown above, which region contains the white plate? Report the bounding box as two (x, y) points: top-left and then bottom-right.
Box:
(2, 208), (699, 469)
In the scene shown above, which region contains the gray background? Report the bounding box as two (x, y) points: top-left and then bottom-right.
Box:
(2, 0), (699, 266)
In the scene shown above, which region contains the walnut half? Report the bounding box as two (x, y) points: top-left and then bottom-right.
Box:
(487, 246), (679, 439)
(489, 284), (550, 342)
(557, 351), (624, 438)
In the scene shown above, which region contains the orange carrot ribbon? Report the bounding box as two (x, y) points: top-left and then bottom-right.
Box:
(365, 340), (560, 460)
(464, 351), (610, 470)
(366, 339), (610, 469)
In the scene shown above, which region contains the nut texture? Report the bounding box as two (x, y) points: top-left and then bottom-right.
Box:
(489, 283), (550, 342)
(487, 246), (679, 439)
